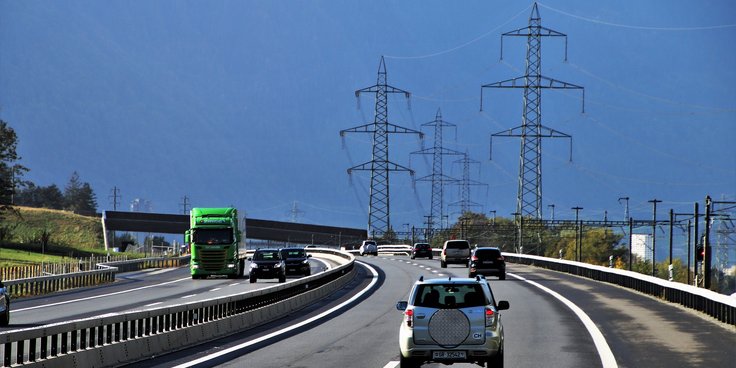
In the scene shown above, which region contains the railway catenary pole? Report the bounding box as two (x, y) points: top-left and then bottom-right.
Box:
(648, 199), (662, 276)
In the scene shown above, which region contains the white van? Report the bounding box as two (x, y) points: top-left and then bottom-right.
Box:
(440, 239), (471, 268)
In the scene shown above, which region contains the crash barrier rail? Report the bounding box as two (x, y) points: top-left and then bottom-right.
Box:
(0, 248), (355, 367)
(503, 253), (736, 327)
(377, 245), (412, 256)
(4, 256), (190, 298)
(0, 255), (131, 281)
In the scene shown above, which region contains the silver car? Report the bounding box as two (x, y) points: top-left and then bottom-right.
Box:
(440, 239), (471, 268)
(359, 240), (378, 256)
(396, 276), (509, 368)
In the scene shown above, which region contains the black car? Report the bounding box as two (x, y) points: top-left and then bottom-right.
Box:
(410, 243), (433, 259)
(468, 247), (506, 280)
(280, 247), (312, 276)
(248, 249), (286, 283)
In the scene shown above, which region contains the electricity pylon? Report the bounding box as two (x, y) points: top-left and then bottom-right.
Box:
(411, 109), (463, 235)
(341, 56), (423, 237)
(450, 152), (487, 214)
(481, 2), (584, 219)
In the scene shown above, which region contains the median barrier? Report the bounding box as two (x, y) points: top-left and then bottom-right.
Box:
(3, 256), (190, 298)
(0, 249), (355, 367)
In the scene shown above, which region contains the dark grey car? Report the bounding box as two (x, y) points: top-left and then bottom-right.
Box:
(469, 247), (506, 280)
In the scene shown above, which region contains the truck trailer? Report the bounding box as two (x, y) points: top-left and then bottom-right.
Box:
(185, 207), (246, 279)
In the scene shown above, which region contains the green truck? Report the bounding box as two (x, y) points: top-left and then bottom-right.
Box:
(185, 207), (246, 279)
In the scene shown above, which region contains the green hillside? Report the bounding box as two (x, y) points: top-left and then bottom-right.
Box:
(0, 206), (104, 258)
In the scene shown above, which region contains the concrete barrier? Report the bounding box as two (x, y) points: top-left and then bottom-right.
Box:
(0, 249), (355, 367)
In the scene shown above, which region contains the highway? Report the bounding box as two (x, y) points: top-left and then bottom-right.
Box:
(4, 257), (335, 328)
(6, 255), (736, 367)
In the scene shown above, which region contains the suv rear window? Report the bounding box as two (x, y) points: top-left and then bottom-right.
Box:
(254, 251), (280, 261)
(413, 284), (487, 308)
(445, 241), (470, 249)
(474, 249), (502, 258)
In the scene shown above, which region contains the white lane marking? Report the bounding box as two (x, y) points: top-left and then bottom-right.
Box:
(508, 272), (618, 368)
(210, 288), (222, 292)
(145, 302), (163, 307)
(173, 261), (380, 368)
(383, 362), (399, 368)
(147, 268), (176, 275)
(229, 283), (240, 286)
(181, 294), (197, 299)
(312, 258), (332, 271)
(431, 270), (438, 273)
(14, 276), (191, 312)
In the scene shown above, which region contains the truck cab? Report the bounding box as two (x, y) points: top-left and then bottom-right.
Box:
(186, 207), (245, 279)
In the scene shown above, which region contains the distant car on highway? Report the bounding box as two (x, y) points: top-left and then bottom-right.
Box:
(359, 240), (378, 256)
(411, 243), (433, 259)
(248, 248), (286, 283)
(396, 276), (509, 368)
(440, 239), (471, 268)
(280, 247), (312, 276)
(0, 280), (9, 326)
(469, 247), (506, 280)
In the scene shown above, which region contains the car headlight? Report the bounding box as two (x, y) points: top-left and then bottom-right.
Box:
(191, 264), (200, 269)
(302, 260), (310, 265)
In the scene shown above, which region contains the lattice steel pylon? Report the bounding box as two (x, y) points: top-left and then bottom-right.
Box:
(411, 109), (463, 233)
(481, 2), (584, 219)
(450, 152), (487, 214)
(340, 56), (423, 237)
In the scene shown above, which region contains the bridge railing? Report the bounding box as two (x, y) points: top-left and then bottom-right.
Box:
(0, 248), (355, 368)
(503, 253), (736, 326)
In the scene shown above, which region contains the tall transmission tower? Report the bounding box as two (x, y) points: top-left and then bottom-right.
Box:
(340, 56), (423, 237)
(179, 195), (191, 214)
(411, 109), (463, 234)
(450, 152), (487, 214)
(289, 201), (305, 223)
(108, 186), (121, 211)
(481, 2), (584, 219)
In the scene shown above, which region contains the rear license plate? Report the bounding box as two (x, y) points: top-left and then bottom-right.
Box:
(432, 351), (466, 359)
(483, 261), (495, 265)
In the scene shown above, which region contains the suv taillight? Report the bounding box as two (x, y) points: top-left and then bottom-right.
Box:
(405, 308), (414, 328)
(471, 255), (478, 261)
(498, 255), (505, 261)
(485, 308), (497, 327)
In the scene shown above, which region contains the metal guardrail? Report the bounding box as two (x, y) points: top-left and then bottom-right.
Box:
(4, 256), (190, 298)
(503, 253), (736, 326)
(0, 248), (355, 367)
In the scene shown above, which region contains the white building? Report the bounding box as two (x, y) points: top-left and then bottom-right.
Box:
(631, 234), (653, 262)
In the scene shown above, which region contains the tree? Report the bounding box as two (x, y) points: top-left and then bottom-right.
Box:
(0, 120), (28, 207)
(63, 172), (97, 214)
(16, 183), (64, 209)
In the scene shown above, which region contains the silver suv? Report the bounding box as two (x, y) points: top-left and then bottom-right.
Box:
(440, 239), (471, 268)
(396, 276), (509, 368)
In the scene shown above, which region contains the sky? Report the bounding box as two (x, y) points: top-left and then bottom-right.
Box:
(1, 1), (735, 237)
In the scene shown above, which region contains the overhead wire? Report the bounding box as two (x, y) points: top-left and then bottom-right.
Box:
(537, 2), (736, 32)
(383, 4), (532, 60)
